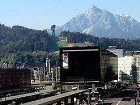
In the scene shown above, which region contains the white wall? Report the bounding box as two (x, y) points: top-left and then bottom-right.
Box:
(118, 56), (134, 81)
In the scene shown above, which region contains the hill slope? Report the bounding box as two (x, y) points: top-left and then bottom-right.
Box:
(0, 24), (58, 67)
(59, 31), (140, 51)
(0, 25), (58, 55)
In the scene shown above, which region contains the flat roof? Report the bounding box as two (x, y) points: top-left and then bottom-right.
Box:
(0, 89), (54, 102)
(22, 90), (86, 105)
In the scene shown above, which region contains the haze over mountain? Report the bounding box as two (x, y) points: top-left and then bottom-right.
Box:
(57, 6), (140, 39)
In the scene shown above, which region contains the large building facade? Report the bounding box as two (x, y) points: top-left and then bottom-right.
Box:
(133, 52), (140, 83)
(107, 46), (134, 82)
(107, 46), (124, 57)
(0, 68), (31, 91)
(60, 46), (118, 85)
(118, 56), (134, 81)
(117, 51), (140, 83)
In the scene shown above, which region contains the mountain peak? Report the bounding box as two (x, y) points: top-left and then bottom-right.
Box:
(85, 5), (102, 17)
(117, 14), (138, 24)
(58, 6), (140, 39)
(121, 14), (130, 17)
(91, 5), (101, 11)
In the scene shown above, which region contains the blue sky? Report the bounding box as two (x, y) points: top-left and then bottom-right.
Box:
(0, 0), (140, 30)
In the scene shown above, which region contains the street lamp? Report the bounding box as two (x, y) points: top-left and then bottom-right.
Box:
(4, 86), (6, 105)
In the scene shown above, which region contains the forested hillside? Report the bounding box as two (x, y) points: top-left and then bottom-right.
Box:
(59, 31), (140, 51)
(0, 24), (58, 67)
(0, 24), (58, 55)
(1, 23), (140, 68)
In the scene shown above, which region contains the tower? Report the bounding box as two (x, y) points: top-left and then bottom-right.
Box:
(51, 25), (56, 37)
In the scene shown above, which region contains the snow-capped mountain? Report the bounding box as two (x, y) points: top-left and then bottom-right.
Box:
(57, 6), (140, 39)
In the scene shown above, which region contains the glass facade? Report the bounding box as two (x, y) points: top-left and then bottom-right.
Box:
(100, 50), (118, 83)
(60, 46), (118, 84)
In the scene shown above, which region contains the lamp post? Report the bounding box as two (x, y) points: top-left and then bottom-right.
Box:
(4, 86), (6, 105)
(51, 68), (54, 82)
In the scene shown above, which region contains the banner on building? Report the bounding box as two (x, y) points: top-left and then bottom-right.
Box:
(62, 53), (69, 69)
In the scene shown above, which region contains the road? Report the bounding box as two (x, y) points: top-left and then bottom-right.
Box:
(0, 86), (54, 102)
(106, 98), (135, 105)
(91, 98), (136, 105)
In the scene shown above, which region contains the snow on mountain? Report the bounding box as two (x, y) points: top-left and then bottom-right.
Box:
(57, 6), (140, 39)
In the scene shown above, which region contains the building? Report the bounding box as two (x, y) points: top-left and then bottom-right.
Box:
(118, 56), (134, 81)
(60, 46), (118, 86)
(133, 51), (140, 83)
(67, 42), (94, 47)
(107, 46), (128, 82)
(32, 67), (47, 82)
(58, 37), (68, 47)
(0, 68), (31, 91)
(21, 63), (48, 83)
(107, 46), (123, 57)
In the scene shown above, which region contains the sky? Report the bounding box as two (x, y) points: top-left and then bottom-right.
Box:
(0, 0), (140, 30)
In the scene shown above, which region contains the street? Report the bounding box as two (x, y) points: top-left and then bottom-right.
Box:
(91, 98), (136, 105)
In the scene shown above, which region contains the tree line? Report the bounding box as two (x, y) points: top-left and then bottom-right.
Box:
(59, 31), (140, 51)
